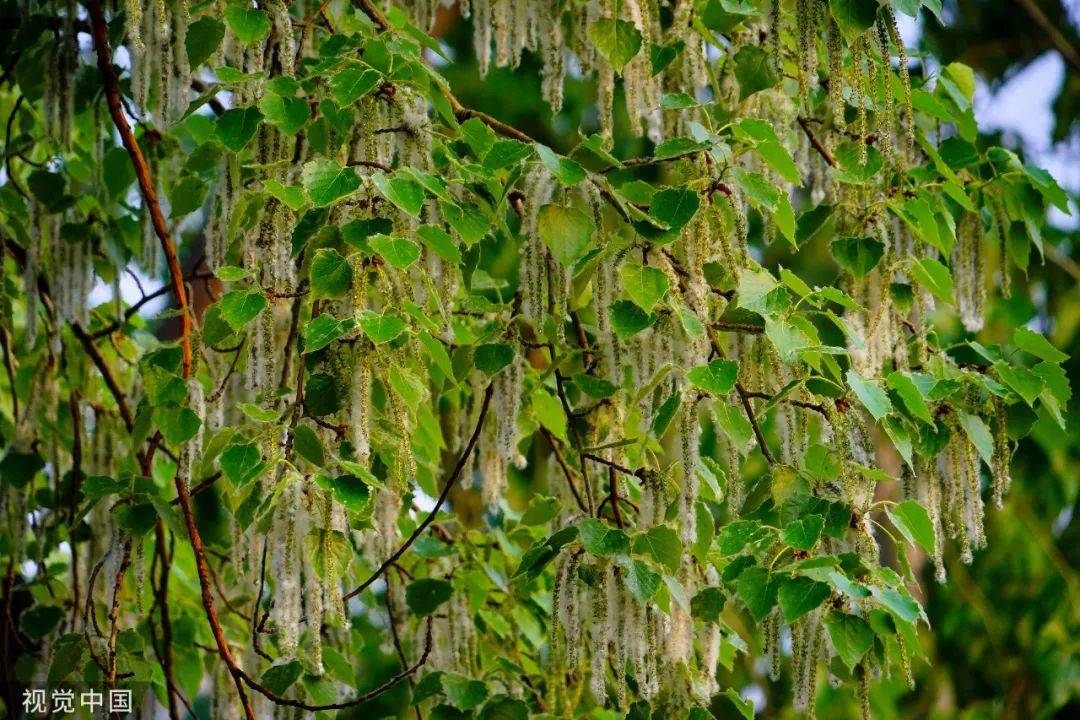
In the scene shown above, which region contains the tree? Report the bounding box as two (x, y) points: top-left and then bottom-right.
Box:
(0, 1), (1073, 718)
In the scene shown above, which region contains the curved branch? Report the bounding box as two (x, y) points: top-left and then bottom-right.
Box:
(85, 4), (252, 717)
(239, 618), (433, 711)
(343, 383), (494, 602)
(86, 0), (192, 377)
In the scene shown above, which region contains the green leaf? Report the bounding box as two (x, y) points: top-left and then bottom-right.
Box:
(690, 586), (726, 622)
(778, 576), (831, 623)
(649, 186), (700, 230)
(687, 359), (738, 396)
(831, 236), (884, 278)
(330, 65), (382, 106)
(797, 203), (836, 246)
(187, 17), (226, 67)
(219, 289), (267, 330)
(721, 689), (756, 720)
(1014, 327), (1068, 363)
(154, 406), (201, 445)
(261, 661), (303, 696)
(441, 674), (489, 710)
(406, 578), (454, 618)
(115, 502), (158, 536)
(536, 144), (587, 186)
(373, 173), (426, 216)
(224, 2), (272, 44)
(483, 140), (535, 170)
(736, 566), (779, 621)
(957, 411), (994, 466)
(588, 18), (643, 70)
(18, 604), (62, 639)
(755, 140), (801, 185)
(846, 369), (894, 421)
(315, 473), (371, 514)
(532, 390), (567, 442)
(418, 332), (456, 381)
(220, 442), (266, 486)
(520, 496), (561, 526)
(995, 362), (1044, 406)
(264, 180), (307, 211)
(609, 300), (657, 340)
(829, 0), (879, 42)
(309, 248), (352, 299)
(259, 93), (309, 135)
(733, 171), (779, 215)
(625, 559), (663, 603)
(369, 235), (422, 269)
(620, 262), (670, 310)
(579, 518), (631, 556)
(632, 526), (682, 573)
(475, 343), (514, 376)
(303, 314), (352, 354)
(824, 611), (875, 671)
(239, 404), (279, 423)
(780, 514), (824, 551)
(302, 160), (361, 206)
(885, 500), (936, 555)
(389, 365), (426, 410)
(650, 40), (686, 74)
(478, 696), (528, 720)
(459, 117), (497, 158)
(291, 424), (326, 467)
(654, 137), (706, 158)
(887, 372), (934, 423)
(216, 107), (263, 152)
(169, 176), (209, 217)
(537, 204), (595, 266)
(417, 225), (462, 264)
(1024, 164), (1071, 214)
(909, 257), (954, 303)
(574, 374), (618, 399)
(734, 45), (779, 99)
(736, 266), (781, 315)
(358, 310), (406, 345)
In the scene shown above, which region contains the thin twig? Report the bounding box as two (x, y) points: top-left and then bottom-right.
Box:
(736, 383), (776, 465)
(797, 116), (838, 168)
(240, 618), (434, 710)
(343, 383), (494, 602)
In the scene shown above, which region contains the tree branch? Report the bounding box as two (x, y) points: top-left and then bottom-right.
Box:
(343, 383), (494, 602)
(86, 0), (192, 377)
(736, 383), (776, 465)
(239, 618), (433, 711)
(797, 116), (838, 168)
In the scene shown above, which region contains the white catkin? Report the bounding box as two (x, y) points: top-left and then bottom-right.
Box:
(270, 0), (296, 76)
(589, 561), (609, 705)
(678, 400), (701, 544)
(350, 356), (373, 464)
(270, 479), (302, 657)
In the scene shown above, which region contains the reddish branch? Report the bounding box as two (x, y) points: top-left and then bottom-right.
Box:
(797, 116), (838, 168)
(106, 539), (133, 691)
(86, 4), (253, 714)
(736, 383), (776, 465)
(71, 324), (135, 431)
(86, 0), (192, 377)
(343, 383), (494, 602)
